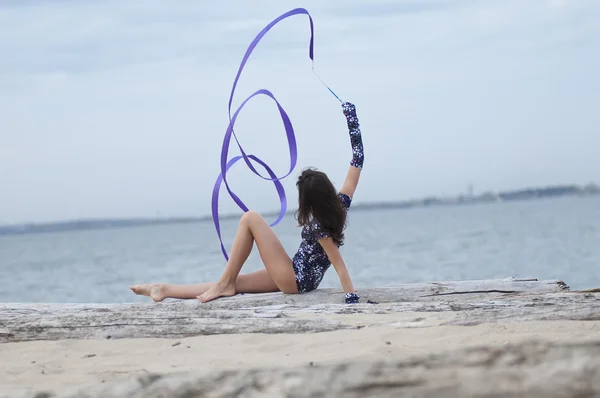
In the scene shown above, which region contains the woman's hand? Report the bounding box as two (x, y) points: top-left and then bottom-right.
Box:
(342, 102), (357, 118)
(344, 292), (360, 304)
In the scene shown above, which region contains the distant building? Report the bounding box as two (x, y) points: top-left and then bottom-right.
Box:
(478, 191), (501, 202)
(584, 183), (600, 194)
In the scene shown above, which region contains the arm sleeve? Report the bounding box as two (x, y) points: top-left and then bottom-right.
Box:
(342, 102), (364, 169)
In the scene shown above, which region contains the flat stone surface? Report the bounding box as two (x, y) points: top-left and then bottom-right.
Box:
(2, 277), (595, 343)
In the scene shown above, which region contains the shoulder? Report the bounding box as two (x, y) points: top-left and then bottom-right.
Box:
(311, 220), (331, 240)
(338, 192), (352, 210)
(310, 193), (351, 240)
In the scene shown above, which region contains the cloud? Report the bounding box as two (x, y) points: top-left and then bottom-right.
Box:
(1, 0), (599, 223)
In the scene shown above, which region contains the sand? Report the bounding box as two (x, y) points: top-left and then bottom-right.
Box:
(2, 311), (600, 396)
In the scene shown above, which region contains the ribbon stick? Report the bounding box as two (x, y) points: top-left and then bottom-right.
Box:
(313, 64), (343, 103)
(211, 8), (340, 260)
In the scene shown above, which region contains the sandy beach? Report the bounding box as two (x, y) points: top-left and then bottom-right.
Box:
(2, 312), (600, 396)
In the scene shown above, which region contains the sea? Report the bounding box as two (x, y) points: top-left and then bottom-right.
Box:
(1, 196), (598, 303)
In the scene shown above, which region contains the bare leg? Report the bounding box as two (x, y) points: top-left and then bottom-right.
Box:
(130, 269), (279, 302)
(130, 283), (212, 302)
(198, 210), (298, 303)
(130, 211), (297, 303)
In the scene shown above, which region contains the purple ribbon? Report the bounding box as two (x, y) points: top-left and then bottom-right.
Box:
(211, 8), (316, 260)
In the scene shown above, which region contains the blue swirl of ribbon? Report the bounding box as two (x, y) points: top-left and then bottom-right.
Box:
(211, 8), (341, 260)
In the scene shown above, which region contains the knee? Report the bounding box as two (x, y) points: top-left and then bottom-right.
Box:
(240, 210), (262, 226)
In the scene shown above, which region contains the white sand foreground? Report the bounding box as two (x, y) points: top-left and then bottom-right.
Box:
(2, 311), (600, 396)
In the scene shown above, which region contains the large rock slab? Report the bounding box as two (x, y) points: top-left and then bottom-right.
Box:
(0, 304), (350, 342)
(10, 340), (600, 398)
(1, 277), (594, 343)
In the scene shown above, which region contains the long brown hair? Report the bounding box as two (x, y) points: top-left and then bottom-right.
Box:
(295, 168), (347, 246)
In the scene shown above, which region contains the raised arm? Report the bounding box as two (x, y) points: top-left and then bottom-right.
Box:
(339, 102), (364, 199)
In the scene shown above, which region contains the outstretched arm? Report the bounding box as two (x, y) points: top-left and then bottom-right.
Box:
(318, 236), (360, 304)
(339, 102), (364, 199)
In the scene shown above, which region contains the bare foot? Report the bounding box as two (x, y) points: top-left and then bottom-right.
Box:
(197, 282), (236, 303)
(129, 284), (166, 302)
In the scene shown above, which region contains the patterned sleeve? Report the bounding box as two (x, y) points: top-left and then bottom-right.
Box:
(342, 102), (364, 169)
(313, 222), (331, 239)
(338, 192), (352, 211)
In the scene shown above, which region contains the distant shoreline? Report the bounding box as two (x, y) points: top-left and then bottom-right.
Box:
(1, 183), (598, 236)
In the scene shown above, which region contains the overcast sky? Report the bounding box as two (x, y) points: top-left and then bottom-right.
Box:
(1, 0), (598, 224)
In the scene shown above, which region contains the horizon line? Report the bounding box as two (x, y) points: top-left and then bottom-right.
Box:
(1, 181), (598, 229)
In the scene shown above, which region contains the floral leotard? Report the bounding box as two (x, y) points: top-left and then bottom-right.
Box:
(292, 192), (353, 293)
(291, 102), (364, 293)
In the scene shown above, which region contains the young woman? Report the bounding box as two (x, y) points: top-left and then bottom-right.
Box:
(130, 101), (364, 304)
